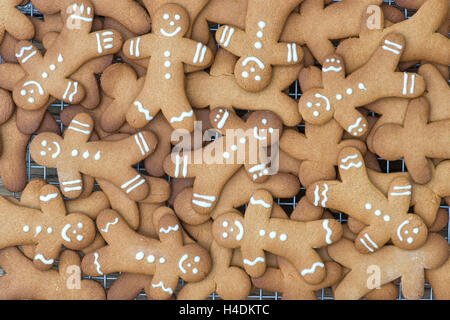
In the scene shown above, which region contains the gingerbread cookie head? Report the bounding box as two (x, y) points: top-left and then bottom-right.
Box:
(60, 213), (96, 250)
(153, 3), (190, 39)
(391, 214), (428, 250)
(177, 243), (211, 282)
(212, 211), (245, 249)
(234, 55), (273, 93)
(30, 133), (64, 168)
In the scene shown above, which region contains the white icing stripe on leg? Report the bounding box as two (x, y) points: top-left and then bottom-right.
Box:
(321, 184), (328, 207)
(199, 46), (207, 63)
(126, 179), (146, 194)
(193, 194), (216, 201)
(67, 126), (90, 135)
(393, 185), (412, 190)
(121, 175), (141, 189)
(62, 180), (82, 185)
(348, 117), (363, 134)
(71, 120), (90, 128)
(182, 155), (188, 178)
(64, 186), (82, 192)
(135, 37), (141, 57)
(130, 40), (134, 56)
(192, 199), (212, 208)
(410, 74), (415, 94)
(219, 26), (229, 43)
(403, 72), (408, 95)
(138, 133), (149, 153)
(68, 82), (78, 102)
(63, 81), (72, 100)
(287, 43), (292, 63)
(313, 185), (320, 206)
(134, 101), (153, 121)
(292, 43), (298, 62)
(96, 33), (103, 54)
(360, 238), (374, 252)
(174, 154), (180, 177)
(193, 42), (202, 64)
(223, 27), (234, 47)
(301, 262), (325, 276)
(364, 234), (378, 249)
(135, 135), (145, 155)
(384, 39), (403, 49)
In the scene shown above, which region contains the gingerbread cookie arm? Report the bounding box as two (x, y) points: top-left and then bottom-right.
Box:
(270, 42), (303, 66)
(354, 225), (391, 254)
(215, 25), (247, 56)
(123, 34), (158, 60)
(149, 269), (179, 300)
(157, 214), (183, 247)
(180, 38), (214, 68)
(64, 113), (94, 144)
(33, 240), (61, 270)
(5, 0), (35, 41)
(400, 266), (425, 300)
(321, 55), (346, 84)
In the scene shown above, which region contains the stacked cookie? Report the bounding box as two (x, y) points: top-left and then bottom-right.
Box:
(0, 0), (447, 300)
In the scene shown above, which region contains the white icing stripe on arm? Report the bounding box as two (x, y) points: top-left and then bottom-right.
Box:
(390, 191), (411, 196)
(243, 257), (265, 266)
(40, 193), (58, 202)
(16, 46), (34, 58)
(134, 101), (153, 121)
(192, 199), (212, 208)
(223, 28), (234, 47)
(393, 185), (412, 190)
(348, 117), (363, 134)
(93, 252), (103, 275)
(322, 219), (333, 244)
(250, 197), (271, 208)
(301, 262), (324, 276)
(193, 42), (202, 64)
(101, 218), (119, 232)
(321, 184), (328, 207)
(339, 161), (363, 170)
(170, 111), (193, 123)
(359, 237), (374, 252)
(34, 254), (54, 265)
(160, 224), (179, 234)
(152, 282), (173, 294)
(292, 43), (298, 62)
(193, 194), (216, 201)
(287, 43), (292, 63)
(341, 154), (359, 163)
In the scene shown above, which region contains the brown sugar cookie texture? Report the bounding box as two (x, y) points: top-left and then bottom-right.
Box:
(298, 33), (425, 137)
(0, 247), (105, 300)
(372, 97), (450, 185)
(0, 184), (95, 270)
(281, 0), (383, 63)
(307, 147), (428, 253)
(31, 0), (151, 35)
(12, 0), (123, 110)
(0, 0), (34, 44)
(213, 190), (343, 284)
(336, 0), (450, 73)
(122, 3), (213, 132)
(164, 108), (283, 216)
(82, 208), (212, 300)
(215, 0), (304, 92)
(186, 49), (303, 127)
(30, 113), (157, 201)
(329, 234), (449, 300)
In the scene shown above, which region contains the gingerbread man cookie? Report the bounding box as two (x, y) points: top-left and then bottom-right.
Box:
(299, 33), (425, 137)
(0, 184), (95, 270)
(213, 190), (343, 284)
(82, 208), (212, 300)
(122, 3), (214, 132)
(0, 247), (105, 300)
(12, 0), (123, 110)
(164, 108), (283, 215)
(372, 97), (450, 185)
(329, 235), (449, 300)
(215, 0), (304, 92)
(30, 113), (157, 201)
(307, 147), (428, 253)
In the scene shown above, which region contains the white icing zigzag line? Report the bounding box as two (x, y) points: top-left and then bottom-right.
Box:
(40, 193), (58, 202)
(321, 184), (329, 207)
(16, 45), (34, 58)
(301, 262), (325, 276)
(322, 220), (333, 244)
(341, 154), (359, 163)
(160, 224), (179, 234)
(250, 197), (271, 208)
(152, 281), (173, 294)
(313, 185), (320, 206)
(339, 161), (363, 170)
(170, 110), (193, 123)
(101, 218), (119, 233)
(34, 254), (54, 265)
(348, 117), (363, 134)
(243, 257), (265, 266)
(94, 252), (103, 275)
(134, 101), (153, 121)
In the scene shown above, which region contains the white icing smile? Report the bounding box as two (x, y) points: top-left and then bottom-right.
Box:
(178, 254), (189, 274)
(61, 224), (72, 242)
(234, 221), (244, 241)
(160, 27), (182, 37)
(253, 127), (267, 141)
(397, 220), (410, 242)
(51, 142), (61, 159)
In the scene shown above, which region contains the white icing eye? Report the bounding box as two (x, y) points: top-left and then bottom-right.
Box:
(336, 94), (343, 100)
(242, 71), (249, 78)
(280, 234), (287, 241)
(21, 90), (26, 96)
(269, 231), (276, 239)
(76, 235), (84, 241)
(192, 268), (198, 274)
(194, 256), (200, 263)
(77, 223), (83, 229)
(135, 252), (144, 260)
(163, 14), (169, 20)
(72, 149), (79, 157)
(346, 88), (353, 95)
(42, 72), (48, 79)
(365, 203), (372, 210)
(222, 232), (229, 239)
(164, 51), (171, 57)
(384, 215), (391, 222)
(331, 58), (335, 62)
(259, 230), (266, 236)
(307, 102), (313, 108)
(413, 228), (419, 234)
(40, 151), (47, 156)
(175, 14), (180, 20)
(41, 140), (47, 147)
(326, 59), (330, 63)
(255, 75), (261, 81)
(147, 255), (155, 263)
(222, 221), (229, 228)
(83, 151), (90, 159)
(23, 225), (30, 232)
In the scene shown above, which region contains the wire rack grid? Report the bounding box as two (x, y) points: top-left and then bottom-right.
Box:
(1, 0), (448, 300)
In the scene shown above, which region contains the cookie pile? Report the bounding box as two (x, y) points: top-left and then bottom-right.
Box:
(0, 0), (447, 300)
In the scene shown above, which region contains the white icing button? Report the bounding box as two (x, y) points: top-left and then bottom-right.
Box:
(269, 231), (276, 239)
(50, 64), (56, 71)
(336, 94), (343, 100)
(346, 88), (353, 95)
(147, 255), (155, 263)
(307, 102), (313, 108)
(256, 31), (263, 38)
(164, 61), (171, 68)
(83, 151), (90, 159)
(175, 14), (180, 20)
(72, 150), (79, 157)
(159, 257), (166, 264)
(331, 58), (335, 62)
(135, 252), (145, 260)
(223, 152), (230, 159)
(41, 140), (47, 147)
(374, 210), (381, 216)
(259, 230), (266, 236)
(365, 203), (372, 210)
(165, 73), (171, 80)
(23, 225), (30, 232)
(254, 42), (262, 49)
(279, 234), (287, 241)
(164, 51), (171, 57)
(258, 21), (266, 29)
(231, 145), (238, 151)
(47, 227), (53, 234)
(384, 215), (391, 222)
(42, 72), (48, 79)
(240, 137), (246, 144)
